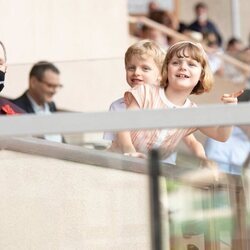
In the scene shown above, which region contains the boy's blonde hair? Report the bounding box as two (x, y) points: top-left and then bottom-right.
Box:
(160, 41), (213, 95)
(125, 39), (166, 71)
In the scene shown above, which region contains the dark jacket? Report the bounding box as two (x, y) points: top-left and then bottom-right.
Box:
(11, 91), (65, 142)
(12, 91), (57, 113)
(188, 19), (223, 46)
(0, 97), (25, 115)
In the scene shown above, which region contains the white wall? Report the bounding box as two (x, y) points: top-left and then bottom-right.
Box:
(0, 150), (151, 249)
(1, 0), (129, 111)
(240, 0), (250, 45)
(1, 0), (128, 63)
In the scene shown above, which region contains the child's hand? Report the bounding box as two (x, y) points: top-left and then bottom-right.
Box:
(221, 89), (244, 104)
(124, 152), (147, 159)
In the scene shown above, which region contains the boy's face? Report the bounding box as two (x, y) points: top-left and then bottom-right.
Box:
(125, 55), (161, 88)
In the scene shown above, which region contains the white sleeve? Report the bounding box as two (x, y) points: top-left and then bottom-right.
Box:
(103, 99), (124, 141)
(103, 131), (116, 141)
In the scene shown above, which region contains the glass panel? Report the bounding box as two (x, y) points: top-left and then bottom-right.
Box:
(58, 122), (250, 249)
(161, 171), (236, 249)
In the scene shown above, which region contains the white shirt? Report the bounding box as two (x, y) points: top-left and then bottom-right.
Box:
(27, 94), (63, 143)
(205, 127), (250, 175)
(103, 97), (125, 141)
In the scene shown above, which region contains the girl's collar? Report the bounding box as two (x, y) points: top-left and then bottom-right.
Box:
(159, 87), (191, 108)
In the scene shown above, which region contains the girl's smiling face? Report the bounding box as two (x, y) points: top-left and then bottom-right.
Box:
(167, 51), (202, 93)
(161, 41), (213, 95)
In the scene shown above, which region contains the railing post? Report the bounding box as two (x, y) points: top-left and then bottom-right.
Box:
(149, 149), (162, 250)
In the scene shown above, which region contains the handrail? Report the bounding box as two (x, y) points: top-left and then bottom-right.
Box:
(0, 136), (242, 189)
(0, 103), (249, 137)
(129, 16), (250, 74)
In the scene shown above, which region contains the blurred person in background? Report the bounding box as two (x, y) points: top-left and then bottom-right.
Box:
(205, 98), (250, 175)
(205, 41), (250, 173)
(148, 8), (179, 46)
(237, 46), (250, 102)
(147, 1), (159, 14)
(226, 37), (244, 55)
(0, 40), (24, 115)
(149, 8), (179, 31)
(188, 2), (223, 46)
(140, 24), (169, 49)
(12, 61), (64, 142)
(223, 37), (247, 84)
(203, 32), (224, 76)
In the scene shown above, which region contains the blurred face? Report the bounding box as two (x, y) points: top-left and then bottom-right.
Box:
(234, 42), (244, 51)
(228, 42), (244, 53)
(30, 69), (61, 105)
(125, 55), (161, 88)
(196, 7), (208, 23)
(148, 2), (158, 12)
(167, 52), (202, 93)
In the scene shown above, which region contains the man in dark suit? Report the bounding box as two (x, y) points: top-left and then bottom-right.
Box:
(13, 61), (64, 142)
(0, 40), (25, 115)
(188, 2), (223, 46)
(13, 61), (62, 113)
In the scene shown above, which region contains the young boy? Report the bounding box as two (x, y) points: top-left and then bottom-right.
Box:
(104, 39), (206, 162)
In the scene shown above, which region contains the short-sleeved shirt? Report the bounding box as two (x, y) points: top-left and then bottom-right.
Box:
(124, 84), (197, 158)
(205, 127), (250, 174)
(103, 97), (126, 141)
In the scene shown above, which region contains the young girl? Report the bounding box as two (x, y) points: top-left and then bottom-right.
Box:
(115, 41), (243, 159)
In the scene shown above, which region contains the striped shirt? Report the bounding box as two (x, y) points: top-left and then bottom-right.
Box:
(124, 84), (197, 158)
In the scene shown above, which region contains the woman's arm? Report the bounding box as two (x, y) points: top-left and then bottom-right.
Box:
(199, 126), (233, 142)
(183, 134), (206, 159)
